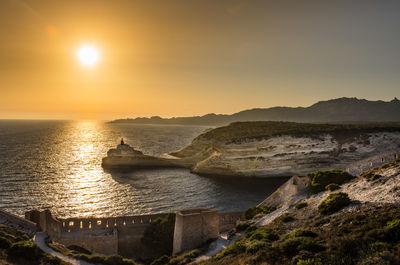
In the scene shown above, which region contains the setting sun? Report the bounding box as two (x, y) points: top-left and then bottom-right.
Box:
(77, 45), (99, 67)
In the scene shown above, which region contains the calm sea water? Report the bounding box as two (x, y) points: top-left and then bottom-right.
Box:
(0, 120), (287, 218)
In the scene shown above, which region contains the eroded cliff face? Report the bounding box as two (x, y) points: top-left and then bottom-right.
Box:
(176, 132), (400, 177)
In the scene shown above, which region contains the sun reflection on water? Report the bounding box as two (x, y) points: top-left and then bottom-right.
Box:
(62, 121), (122, 217)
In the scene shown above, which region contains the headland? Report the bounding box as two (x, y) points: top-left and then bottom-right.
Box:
(102, 121), (400, 177)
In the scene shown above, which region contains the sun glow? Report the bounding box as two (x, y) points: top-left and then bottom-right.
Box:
(77, 45), (100, 67)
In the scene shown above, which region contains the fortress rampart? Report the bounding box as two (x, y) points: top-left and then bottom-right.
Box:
(25, 209), (241, 258)
(173, 209), (219, 254)
(346, 148), (400, 176)
(0, 209), (37, 236)
(57, 213), (167, 233)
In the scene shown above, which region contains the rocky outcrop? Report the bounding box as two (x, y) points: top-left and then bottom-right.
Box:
(107, 143), (143, 157)
(102, 142), (193, 170)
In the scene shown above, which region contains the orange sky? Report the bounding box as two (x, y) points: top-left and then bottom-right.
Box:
(1, 0), (400, 120)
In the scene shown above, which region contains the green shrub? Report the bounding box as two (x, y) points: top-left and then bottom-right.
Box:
(142, 213), (176, 258)
(279, 238), (302, 257)
(215, 241), (246, 259)
(42, 254), (71, 265)
(150, 255), (170, 265)
(236, 222), (251, 232)
(343, 214), (366, 225)
(299, 239), (325, 253)
(74, 253), (138, 265)
(296, 202), (308, 209)
(245, 241), (270, 254)
(371, 242), (392, 251)
(242, 205), (276, 221)
(313, 218), (330, 227)
(244, 226), (257, 238)
(368, 174), (384, 182)
(386, 219), (400, 241)
(73, 254), (107, 264)
(308, 170), (354, 194)
(248, 228), (279, 242)
(297, 258), (323, 265)
(325, 183), (340, 191)
(363, 228), (389, 242)
(104, 255), (136, 265)
(318, 192), (351, 215)
(0, 236), (12, 249)
(290, 229), (318, 238)
(280, 214), (295, 223)
(7, 241), (43, 260)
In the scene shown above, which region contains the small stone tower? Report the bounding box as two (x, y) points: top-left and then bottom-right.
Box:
(173, 208), (219, 254)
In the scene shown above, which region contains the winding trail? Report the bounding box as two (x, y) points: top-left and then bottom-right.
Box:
(34, 232), (93, 265)
(193, 232), (243, 264)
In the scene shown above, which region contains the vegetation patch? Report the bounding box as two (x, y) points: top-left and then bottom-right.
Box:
(279, 213), (295, 223)
(73, 253), (137, 265)
(297, 258), (323, 265)
(279, 237), (325, 258)
(313, 218), (330, 227)
(386, 219), (400, 241)
(0, 236), (12, 249)
(308, 170), (354, 194)
(7, 241), (42, 260)
(235, 222), (251, 232)
(295, 201), (308, 209)
(289, 229), (318, 238)
(215, 241), (246, 260)
(195, 121), (400, 144)
(367, 174), (384, 182)
(205, 202), (400, 265)
(318, 192), (351, 215)
(142, 213), (176, 260)
(246, 228), (279, 242)
(325, 183), (340, 191)
(242, 205), (276, 220)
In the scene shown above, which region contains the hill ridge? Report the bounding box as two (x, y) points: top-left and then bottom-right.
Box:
(110, 97), (400, 126)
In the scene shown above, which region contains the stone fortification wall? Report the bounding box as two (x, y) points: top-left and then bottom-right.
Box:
(346, 148), (400, 176)
(173, 209), (220, 254)
(26, 209), (242, 258)
(259, 176), (310, 208)
(219, 212), (242, 232)
(59, 231), (119, 255)
(26, 210), (168, 257)
(58, 213), (166, 233)
(0, 209), (37, 235)
(57, 213), (167, 257)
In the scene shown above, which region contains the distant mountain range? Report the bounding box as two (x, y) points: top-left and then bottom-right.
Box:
(110, 97), (400, 126)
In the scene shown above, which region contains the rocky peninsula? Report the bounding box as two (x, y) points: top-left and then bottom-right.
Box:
(102, 140), (193, 171)
(102, 121), (400, 177)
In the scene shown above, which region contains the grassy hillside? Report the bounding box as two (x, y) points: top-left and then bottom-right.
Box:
(204, 203), (400, 265)
(0, 224), (69, 265)
(200, 162), (400, 265)
(198, 121), (400, 144)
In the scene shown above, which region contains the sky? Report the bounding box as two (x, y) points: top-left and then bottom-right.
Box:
(0, 0), (400, 120)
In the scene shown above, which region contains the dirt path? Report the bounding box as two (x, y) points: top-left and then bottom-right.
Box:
(34, 232), (93, 265)
(193, 232), (243, 264)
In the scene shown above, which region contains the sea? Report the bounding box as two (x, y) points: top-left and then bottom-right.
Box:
(0, 120), (287, 218)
